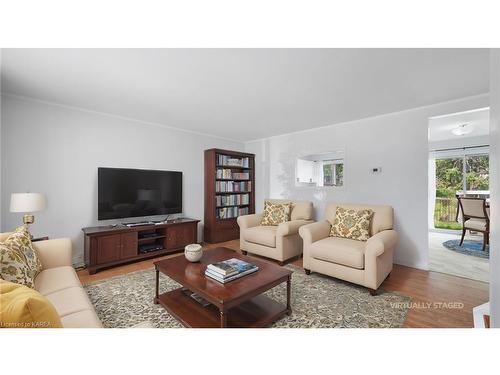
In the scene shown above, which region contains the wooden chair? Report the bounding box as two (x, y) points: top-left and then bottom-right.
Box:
(457, 197), (490, 251)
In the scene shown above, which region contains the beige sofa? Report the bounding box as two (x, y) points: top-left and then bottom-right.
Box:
(299, 203), (397, 295)
(237, 199), (313, 265)
(0, 233), (102, 328)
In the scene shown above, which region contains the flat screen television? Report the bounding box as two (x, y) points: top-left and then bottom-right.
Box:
(98, 167), (182, 220)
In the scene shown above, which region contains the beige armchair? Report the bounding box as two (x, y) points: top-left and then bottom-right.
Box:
(299, 203), (397, 295)
(237, 199), (314, 265)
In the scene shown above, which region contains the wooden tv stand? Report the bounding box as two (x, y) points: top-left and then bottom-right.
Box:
(82, 218), (200, 274)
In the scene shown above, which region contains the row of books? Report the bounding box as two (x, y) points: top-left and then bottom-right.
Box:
(216, 181), (252, 192)
(216, 193), (249, 207)
(205, 258), (259, 284)
(216, 206), (249, 219)
(216, 169), (249, 180)
(216, 154), (250, 168)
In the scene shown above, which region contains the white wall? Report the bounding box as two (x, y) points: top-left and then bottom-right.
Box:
(489, 49), (500, 328)
(246, 94), (489, 270)
(1, 95), (244, 265)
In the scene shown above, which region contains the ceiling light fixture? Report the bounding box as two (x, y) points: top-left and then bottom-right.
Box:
(451, 123), (474, 136)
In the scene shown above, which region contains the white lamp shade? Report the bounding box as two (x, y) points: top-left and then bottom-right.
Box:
(10, 193), (46, 213)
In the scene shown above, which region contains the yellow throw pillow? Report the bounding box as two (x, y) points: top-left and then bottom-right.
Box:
(260, 201), (291, 226)
(0, 226), (42, 289)
(0, 280), (63, 328)
(330, 207), (374, 241)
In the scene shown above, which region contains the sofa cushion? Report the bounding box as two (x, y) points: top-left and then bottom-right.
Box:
(244, 226), (277, 248)
(0, 227), (42, 289)
(261, 201), (291, 226)
(45, 286), (95, 317)
(290, 201), (313, 221)
(310, 236), (366, 269)
(60, 309), (103, 328)
(330, 207), (373, 241)
(35, 266), (82, 295)
(0, 280), (63, 328)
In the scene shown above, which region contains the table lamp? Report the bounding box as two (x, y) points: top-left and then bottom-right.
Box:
(10, 193), (46, 229)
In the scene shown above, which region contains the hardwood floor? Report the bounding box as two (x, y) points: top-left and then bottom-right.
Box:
(77, 239), (489, 328)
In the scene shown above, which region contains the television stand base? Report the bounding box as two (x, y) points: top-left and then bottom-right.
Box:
(83, 218), (200, 274)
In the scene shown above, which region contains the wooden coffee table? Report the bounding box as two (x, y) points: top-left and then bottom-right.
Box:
(153, 247), (292, 328)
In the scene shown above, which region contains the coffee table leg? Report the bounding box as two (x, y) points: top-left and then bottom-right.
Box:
(286, 275), (292, 315)
(154, 267), (159, 304)
(220, 310), (227, 328)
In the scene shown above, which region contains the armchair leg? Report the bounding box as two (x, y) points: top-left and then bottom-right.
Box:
(278, 260), (285, 266)
(369, 288), (377, 296)
(241, 250), (248, 255)
(304, 269), (311, 275)
(459, 227), (466, 246)
(483, 233), (487, 251)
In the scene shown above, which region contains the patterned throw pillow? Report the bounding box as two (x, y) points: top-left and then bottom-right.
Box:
(330, 207), (374, 241)
(0, 280), (63, 328)
(260, 201), (291, 226)
(0, 226), (42, 289)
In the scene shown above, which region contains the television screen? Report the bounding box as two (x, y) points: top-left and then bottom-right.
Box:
(98, 167), (182, 220)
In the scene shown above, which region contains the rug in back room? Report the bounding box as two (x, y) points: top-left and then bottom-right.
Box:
(442, 239), (489, 259)
(84, 265), (411, 328)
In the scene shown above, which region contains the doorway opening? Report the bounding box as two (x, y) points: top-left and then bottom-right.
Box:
(428, 108), (490, 282)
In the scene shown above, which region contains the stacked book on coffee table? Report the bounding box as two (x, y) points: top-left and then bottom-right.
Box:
(205, 258), (259, 284)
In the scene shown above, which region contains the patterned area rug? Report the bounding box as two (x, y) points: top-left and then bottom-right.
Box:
(84, 265), (411, 328)
(443, 239), (489, 259)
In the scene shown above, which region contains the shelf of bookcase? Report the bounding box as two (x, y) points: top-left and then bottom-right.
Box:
(215, 178), (250, 181)
(215, 191), (251, 194)
(216, 204), (249, 208)
(215, 165), (252, 170)
(215, 217), (241, 221)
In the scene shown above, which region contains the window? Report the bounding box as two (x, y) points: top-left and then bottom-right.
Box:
(432, 146), (489, 230)
(322, 160), (344, 186)
(295, 151), (344, 187)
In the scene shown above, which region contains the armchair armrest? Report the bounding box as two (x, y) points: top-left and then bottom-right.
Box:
(299, 221), (331, 244)
(277, 220), (314, 237)
(237, 213), (263, 230)
(365, 230), (398, 258)
(33, 238), (73, 270)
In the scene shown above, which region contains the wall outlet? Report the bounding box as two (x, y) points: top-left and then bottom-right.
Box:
(372, 167), (382, 174)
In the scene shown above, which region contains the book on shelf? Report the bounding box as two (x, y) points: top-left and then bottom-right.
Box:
(205, 258), (259, 283)
(217, 154), (250, 168)
(216, 169), (250, 180)
(215, 180), (252, 192)
(216, 206), (249, 219)
(215, 193), (249, 207)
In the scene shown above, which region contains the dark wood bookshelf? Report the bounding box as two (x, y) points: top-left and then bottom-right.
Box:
(204, 148), (255, 243)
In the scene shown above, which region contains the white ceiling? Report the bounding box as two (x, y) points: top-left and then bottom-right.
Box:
(429, 108), (490, 142)
(1, 49), (490, 141)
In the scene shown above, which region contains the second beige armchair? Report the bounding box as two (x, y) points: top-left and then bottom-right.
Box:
(299, 203), (397, 295)
(237, 199), (313, 265)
